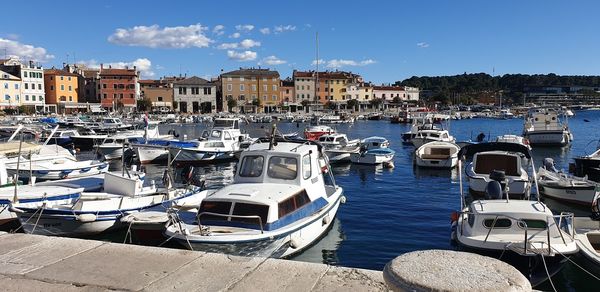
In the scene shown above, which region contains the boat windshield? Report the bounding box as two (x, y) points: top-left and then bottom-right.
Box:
(475, 154), (519, 176)
(239, 155), (264, 177)
(267, 156), (298, 180)
(211, 130), (222, 138)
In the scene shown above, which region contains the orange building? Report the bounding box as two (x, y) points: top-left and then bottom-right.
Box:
(44, 69), (79, 112)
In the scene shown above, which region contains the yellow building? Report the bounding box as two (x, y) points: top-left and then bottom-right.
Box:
(44, 69), (79, 113)
(221, 68), (280, 113)
(0, 69), (22, 108)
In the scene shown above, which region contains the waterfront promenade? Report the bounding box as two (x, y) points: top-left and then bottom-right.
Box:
(0, 232), (387, 291)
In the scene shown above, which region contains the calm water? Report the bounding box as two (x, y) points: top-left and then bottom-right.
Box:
(94, 110), (600, 291)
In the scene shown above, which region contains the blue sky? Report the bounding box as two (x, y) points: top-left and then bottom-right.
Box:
(1, 0), (599, 83)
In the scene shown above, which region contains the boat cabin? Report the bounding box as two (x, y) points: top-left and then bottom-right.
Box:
(473, 151), (522, 176)
(361, 137), (390, 150)
(318, 133), (356, 148)
(197, 141), (335, 230)
(415, 129), (450, 140)
(213, 118), (240, 130)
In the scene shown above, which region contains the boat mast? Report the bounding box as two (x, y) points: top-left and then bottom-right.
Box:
(314, 32), (319, 114)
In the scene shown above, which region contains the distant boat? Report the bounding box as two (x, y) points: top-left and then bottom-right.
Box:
(522, 108), (572, 146)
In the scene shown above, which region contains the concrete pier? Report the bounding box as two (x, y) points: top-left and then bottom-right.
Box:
(0, 233), (387, 291)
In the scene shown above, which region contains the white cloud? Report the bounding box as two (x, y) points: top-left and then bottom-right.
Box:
(227, 50), (257, 61)
(312, 58), (376, 69)
(259, 56), (286, 66)
(217, 42), (238, 50)
(274, 25), (296, 34)
(235, 24), (255, 32)
(259, 28), (271, 35)
(0, 38), (54, 62)
(239, 39), (261, 49)
(212, 25), (225, 36)
(107, 24), (212, 48)
(229, 32), (241, 39)
(417, 42), (429, 48)
(78, 58), (155, 78)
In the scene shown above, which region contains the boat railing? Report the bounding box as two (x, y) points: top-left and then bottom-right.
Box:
(197, 212), (264, 234)
(460, 211), (575, 256)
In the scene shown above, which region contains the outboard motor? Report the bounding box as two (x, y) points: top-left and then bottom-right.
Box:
(485, 170), (507, 200)
(543, 157), (558, 173)
(180, 165), (206, 188)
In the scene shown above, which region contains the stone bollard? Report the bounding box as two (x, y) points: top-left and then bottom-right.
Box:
(383, 250), (531, 292)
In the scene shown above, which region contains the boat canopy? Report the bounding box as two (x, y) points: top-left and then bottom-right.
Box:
(458, 142), (532, 160)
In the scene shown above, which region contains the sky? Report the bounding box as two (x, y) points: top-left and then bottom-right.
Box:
(0, 0), (599, 84)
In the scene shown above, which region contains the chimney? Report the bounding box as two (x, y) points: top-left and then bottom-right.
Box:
(100, 63), (103, 69)
(133, 65), (136, 71)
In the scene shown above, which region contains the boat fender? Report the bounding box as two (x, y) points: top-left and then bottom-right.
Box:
(322, 215), (331, 225)
(340, 195), (347, 204)
(76, 214), (97, 222)
(289, 235), (302, 249)
(450, 211), (459, 223)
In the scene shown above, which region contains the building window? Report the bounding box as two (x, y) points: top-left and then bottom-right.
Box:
(69, 96), (73, 101)
(68, 76), (71, 81)
(240, 84), (245, 91)
(272, 78), (277, 82)
(60, 76), (63, 80)
(68, 85), (72, 91)
(130, 94), (134, 98)
(227, 77), (232, 81)
(113, 94), (117, 98)
(120, 93), (124, 98)
(15, 84), (19, 89)
(263, 95), (267, 101)
(31, 83), (34, 89)
(113, 84), (117, 89)
(307, 94), (311, 99)
(3, 83), (7, 89)
(191, 87), (199, 95)
(24, 72), (28, 77)
(203, 87), (211, 95)
(158, 96), (163, 101)
(227, 84), (232, 91)
(32, 96), (36, 101)
(24, 83), (28, 89)
(25, 95), (29, 101)
(103, 84), (107, 89)
(252, 85), (257, 91)
(60, 85), (64, 90)
(50, 85), (54, 90)
(103, 94), (107, 99)
(263, 85), (267, 91)
(272, 95), (277, 101)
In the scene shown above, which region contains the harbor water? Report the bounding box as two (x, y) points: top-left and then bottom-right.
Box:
(84, 110), (600, 291)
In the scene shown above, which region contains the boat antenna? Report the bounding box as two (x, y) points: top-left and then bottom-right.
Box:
(458, 158), (464, 209)
(268, 124), (277, 150)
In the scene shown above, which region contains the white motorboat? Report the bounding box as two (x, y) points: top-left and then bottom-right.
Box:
(452, 157), (578, 286)
(495, 134), (531, 150)
(523, 108), (572, 146)
(414, 141), (460, 169)
(98, 121), (171, 161)
(574, 199), (600, 274)
(319, 115), (343, 124)
(350, 137), (395, 166)
(10, 171), (207, 236)
(318, 133), (360, 163)
(572, 147), (600, 182)
(537, 158), (599, 206)
(462, 142), (532, 199)
(3, 144), (108, 182)
(164, 136), (345, 258)
(69, 127), (108, 150)
(168, 118), (252, 164)
(411, 129), (455, 149)
(401, 121), (440, 143)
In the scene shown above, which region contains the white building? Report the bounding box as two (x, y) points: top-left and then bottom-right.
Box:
(345, 83), (373, 111)
(1, 58), (45, 110)
(173, 76), (217, 113)
(372, 86), (419, 102)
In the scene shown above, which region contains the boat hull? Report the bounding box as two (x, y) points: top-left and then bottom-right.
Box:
(415, 156), (457, 169)
(538, 184), (597, 206)
(6, 163), (109, 182)
(169, 148), (238, 164)
(524, 130), (571, 146)
(136, 148), (168, 164)
(350, 152), (394, 165)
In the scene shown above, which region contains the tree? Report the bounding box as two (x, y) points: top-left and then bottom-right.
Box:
(252, 98), (262, 113)
(227, 97), (237, 112)
(369, 98), (383, 110)
(172, 101), (178, 111)
(346, 99), (359, 111)
(301, 100), (311, 113)
(392, 96), (402, 105)
(325, 101), (336, 110)
(137, 98), (152, 111)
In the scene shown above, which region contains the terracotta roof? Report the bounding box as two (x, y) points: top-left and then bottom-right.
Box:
(174, 76), (212, 85)
(293, 70), (359, 80)
(221, 68), (280, 78)
(100, 68), (137, 76)
(44, 69), (79, 77)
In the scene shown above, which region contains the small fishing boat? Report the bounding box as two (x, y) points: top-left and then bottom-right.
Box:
(318, 133), (361, 163)
(414, 141), (460, 169)
(164, 135), (345, 258)
(572, 146), (600, 183)
(522, 107), (572, 146)
(10, 171), (206, 236)
(452, 155), (578, 286)
(495, 134), (531, 150)
(168, 126), (251, 164)
(538, 158), (599, 206)
(304, 125), (335, 141)
(411, 129), (456, 148)
(462, 142), (532, 199)
(69, 127), (108, 150)
(350, 137), (395, 166)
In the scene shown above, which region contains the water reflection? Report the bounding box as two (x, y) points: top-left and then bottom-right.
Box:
(293, 218), (344, 265)
(412, 165), (459, 180)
